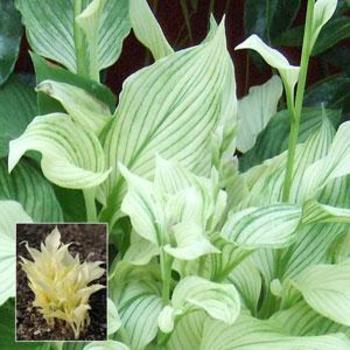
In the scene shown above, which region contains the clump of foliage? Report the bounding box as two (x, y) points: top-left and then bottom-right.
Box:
(20, 227), (105, 339)
(0, 0), (350, 349)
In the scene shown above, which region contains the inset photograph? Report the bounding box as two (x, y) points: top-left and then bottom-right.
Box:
(16, 223), (107, 341)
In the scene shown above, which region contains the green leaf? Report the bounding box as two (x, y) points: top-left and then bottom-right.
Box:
(159, 276), (240, 333)
(0, 201), (32, 305)
(292, 262), (350, 326)
(235, 34), (300, 93)
(239, 108), (342, 171)
(0, 300), (44, 349)
(129, 0), (173, 60)
(313, 16), (350, 55)
(31, 52), (116, 115)
(222, 204), (302, 249)
(101, 22), (235, 224)
(8, 113), (111, 190)
(36, 80), (112, 135)
(237, 75), (283, 153)
(0, 76), (37, 157)
(124, 233), (159, 265)
(304, 76), (350, 116)
(0, 158), (63, 221)
(0, 0), (23, 85)
(244, 0), (301, 41)
(16, 0), (130, 76)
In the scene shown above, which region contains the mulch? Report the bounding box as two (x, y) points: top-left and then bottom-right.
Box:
(16, 223), (107, 341)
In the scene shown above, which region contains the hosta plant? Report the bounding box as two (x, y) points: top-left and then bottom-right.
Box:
(0, 0), (350, 349)
(20, 227), (105, 339)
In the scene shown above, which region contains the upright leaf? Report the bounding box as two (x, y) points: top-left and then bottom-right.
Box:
(129, 0), (173, 60)
(16, 0), (130, 76)
(101, 22), (235, 224)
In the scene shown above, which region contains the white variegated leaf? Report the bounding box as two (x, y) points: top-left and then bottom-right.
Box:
(129, 0), (173, 60)
(292, 263), (350, 327)
(8, 114), (111, 189)
(222, 204), (302, 249)
(235, 35), (300, 93)
(237, 76), (283, 153)
(84, 341), (130, 350)
(36, 80), (112, 135)
(101, 22), (235, 224)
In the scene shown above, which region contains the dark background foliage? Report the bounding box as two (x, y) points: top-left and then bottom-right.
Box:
(13, 0), (350, 100)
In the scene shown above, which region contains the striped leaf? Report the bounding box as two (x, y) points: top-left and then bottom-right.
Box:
(115, 281), (163, 350)
(0, 76), (37, 157)
(0, 159), (63, 222)
(8, 113), (111, 189)
(237, 75), (283, 153)
(292, 263), (350, 327)
(200, 315), (350, 350)
(302, 121), (350, 198)
(222, 204), (302, 249)
(271, 301), (350, 338)
(16, 0), (130, 77)
(159, 276), (240, 333)
(84, 341), (129, 350)
(107, 298), (121, 336)
(302, 200), (350, 225)
(36, 80), (112, 135)
(129, 0), (173, 60)
(0, 201), (32, 305)
(100, 22), (235, 224)
(235, 34), (300, 93)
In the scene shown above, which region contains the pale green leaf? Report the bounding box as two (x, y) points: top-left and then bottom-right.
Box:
(84, 341), (129, 350)
(115, 282), (162, 350)
(36, 80), (112, 135)
(124, 233), (159, 265)
(8, 113), (111, 189)
(222, 204), (302, 249)
(119, 163), (165, 246)
(292, 263), (350, 327)
(167, 276), (240, 331)
(235, 34), (300, 93)
(237, 75), (283, 153)
(16, 0), (130, 75)
(201, 314), (350, 350)
(311, 0), (338, 50)
(0, 200), (32, 305)
(302, 121), (350, 198)
(107, 298), (121, 336)
(101, 22), (234, 224)
(164, 222), (220, 260)
(129, 0), (173, 60)
(302, 200), (350, 225)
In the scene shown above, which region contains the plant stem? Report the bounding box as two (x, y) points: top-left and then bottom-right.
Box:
(73, 0), (88, 78)
(83, 188), (97, 222)
(282, 0), (315, 202)
(160, 249), (172, 304)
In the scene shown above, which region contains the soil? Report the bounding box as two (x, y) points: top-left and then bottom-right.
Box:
(16, 223), (107, 341)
